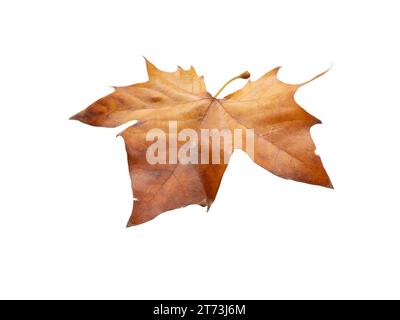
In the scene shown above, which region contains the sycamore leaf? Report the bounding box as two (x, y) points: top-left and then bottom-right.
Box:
(71, 59), (332, 226)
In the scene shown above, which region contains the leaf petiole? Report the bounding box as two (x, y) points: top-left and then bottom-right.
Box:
(213, 71), (250, 98)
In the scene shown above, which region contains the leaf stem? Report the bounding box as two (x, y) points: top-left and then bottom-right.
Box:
(213, 71), (250, 98)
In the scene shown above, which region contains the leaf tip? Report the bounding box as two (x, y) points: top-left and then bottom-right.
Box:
(126, 220), (135, 228)
(126, 215), (148, 227)
(326, 180), (334, 189)
(299, 65), (332, 86)
(69, 113), (81, 121)
(143, 56), (157, 76)
(272, 66), (282, 76)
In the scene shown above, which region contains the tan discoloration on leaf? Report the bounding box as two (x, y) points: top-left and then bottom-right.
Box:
(71, 59), (332, 226)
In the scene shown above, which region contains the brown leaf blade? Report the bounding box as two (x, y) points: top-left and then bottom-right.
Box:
(71, 59), (332, 226)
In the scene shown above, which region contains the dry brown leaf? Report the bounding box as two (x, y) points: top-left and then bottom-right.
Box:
(71, 59), (332, 226)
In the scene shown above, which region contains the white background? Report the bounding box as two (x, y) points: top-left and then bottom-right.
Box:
(1, 0), (399, 299)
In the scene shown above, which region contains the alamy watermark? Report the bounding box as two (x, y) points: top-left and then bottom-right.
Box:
(146, 121), (254, 164)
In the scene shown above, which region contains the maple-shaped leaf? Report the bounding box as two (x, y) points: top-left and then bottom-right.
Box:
(71, 59), (332, 226)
